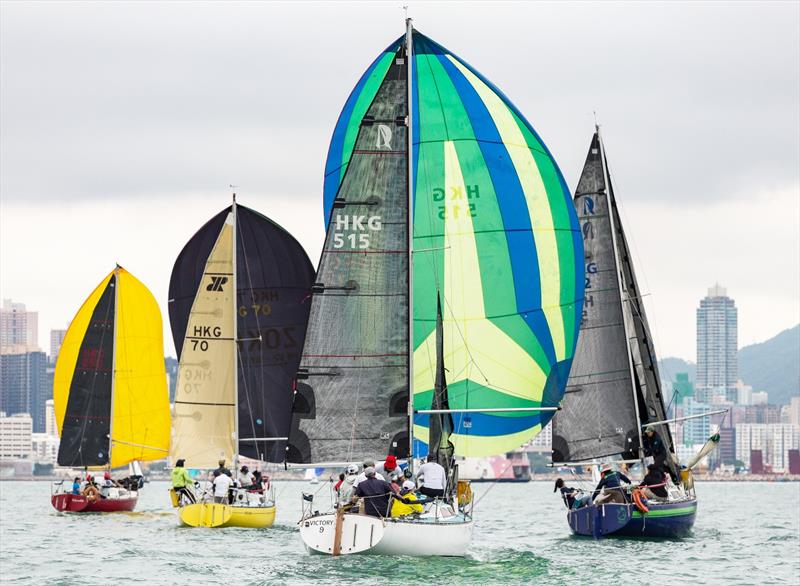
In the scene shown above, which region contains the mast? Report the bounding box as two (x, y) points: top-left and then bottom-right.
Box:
(107, 264), (120, 467)
(405, 16), (415, 470)
(232, 192), (240, 474)
(598, 129), (644, 465)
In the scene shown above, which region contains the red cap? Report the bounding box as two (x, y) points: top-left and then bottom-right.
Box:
(104, 472), (111, 479)
(385, 455), (397, 470)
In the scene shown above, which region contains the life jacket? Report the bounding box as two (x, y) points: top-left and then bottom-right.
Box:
(390, 492), (424, 517)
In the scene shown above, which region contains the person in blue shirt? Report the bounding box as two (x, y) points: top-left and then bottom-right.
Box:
(592, 464), (631, 504)
(71, 477), (81, 495)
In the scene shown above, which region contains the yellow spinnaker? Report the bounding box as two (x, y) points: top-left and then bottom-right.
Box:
(54, 267), (170, 467)
(111, 268), (171, 467)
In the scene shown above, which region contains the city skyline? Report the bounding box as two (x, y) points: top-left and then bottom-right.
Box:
(1, 2), (798, 361)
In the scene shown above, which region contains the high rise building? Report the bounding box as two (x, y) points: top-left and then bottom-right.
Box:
(696, 285), (737, 402)
(49, 329), (67, 365)
(0, 350), (48, 432)
(45, 399), (57, 437)
(0, 299), (38, 352)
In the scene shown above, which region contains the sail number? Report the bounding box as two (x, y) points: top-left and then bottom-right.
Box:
(332, 214), (382, 250)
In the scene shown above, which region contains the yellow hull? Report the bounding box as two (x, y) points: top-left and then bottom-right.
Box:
(178, 502), (276, 528)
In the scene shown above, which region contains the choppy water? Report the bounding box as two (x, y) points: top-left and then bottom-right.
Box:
(1, 480), (798, 585)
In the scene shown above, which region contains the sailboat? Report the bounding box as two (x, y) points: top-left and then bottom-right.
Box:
(289, 20), (583, 556)
(551, 129), (704, 538)
(168, 197), (314, 528)
(51, 266), (171, 513)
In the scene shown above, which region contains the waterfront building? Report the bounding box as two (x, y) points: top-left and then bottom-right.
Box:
(735, 381), (753, 406)
(0, 412), (33, 460)
(718, 427), (736, 465)
(0, 349), (48, 432)
(165, 356), (178, 403)
(0, 299), (38, 352)
(49, 329), (67, 365)
(695, 285), (737, 403)
(31, 433), (59, 464)
(789, 397), (800, 426)
(751, 391), (768, 405)
(735, 423), (800, 473)
(669, 372), (694, 418)
(682, 397), (712, 446)
(45, 399), (56, 437)
(528, 420), (552, 452)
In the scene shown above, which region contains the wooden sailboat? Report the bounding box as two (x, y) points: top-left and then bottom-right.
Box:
(290, 19), (583, 556)
(167, 197), (314, 528)
(51, 266), (171, 513)
(551, 129), (708, 538)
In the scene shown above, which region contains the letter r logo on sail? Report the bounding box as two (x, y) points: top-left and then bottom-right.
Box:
(377, 124), (392, 149)
(207, 276), (228, 291)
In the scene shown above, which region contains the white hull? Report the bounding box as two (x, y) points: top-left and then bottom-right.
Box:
(370, 517), (473, 556)
(300, 512), (473, 557)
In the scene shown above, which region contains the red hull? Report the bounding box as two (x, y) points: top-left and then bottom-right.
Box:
(51, 492), (138, 513)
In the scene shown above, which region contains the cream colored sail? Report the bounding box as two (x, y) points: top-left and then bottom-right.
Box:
(171, 214), (237, 469)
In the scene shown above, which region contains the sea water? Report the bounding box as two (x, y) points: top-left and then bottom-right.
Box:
(1, 480), (797, 585)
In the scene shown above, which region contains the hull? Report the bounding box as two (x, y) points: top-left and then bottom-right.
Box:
(51, 492), (138, 513)
(178, 502), (276, 528)
(300, 512), (473, 557)
(567, 498), (697, 538)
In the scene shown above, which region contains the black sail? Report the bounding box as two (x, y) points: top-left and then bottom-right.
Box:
(57, 275), (116, 467)
(608, 170), (678, 474)
(286, 46), (409, 464)
(169, 204), (315, 463)
(551, 134), (641, 464)
(429, 296), (454, 467)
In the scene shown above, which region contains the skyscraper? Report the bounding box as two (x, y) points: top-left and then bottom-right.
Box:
(696, 284), (737, 402)
(0, 350), (48, 432)
(49, 329), (67, 366)
(0, 299), (39, 352)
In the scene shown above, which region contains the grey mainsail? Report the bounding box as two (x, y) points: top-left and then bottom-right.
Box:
(286, 46), (410, 465)
(551, 133), (641, 464)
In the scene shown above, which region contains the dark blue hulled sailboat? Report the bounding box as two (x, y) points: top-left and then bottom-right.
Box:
(551, 130), (715, 539)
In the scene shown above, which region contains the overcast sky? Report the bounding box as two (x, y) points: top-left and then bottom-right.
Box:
(1, 1), (798, 364)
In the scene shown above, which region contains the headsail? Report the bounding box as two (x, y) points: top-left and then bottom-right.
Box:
(551, 134), (640, 464)
(287, 44), (410, 465)
(54, 267), (170, 468)
(169, 204), (314, 466)
(316, 28), (583, 459)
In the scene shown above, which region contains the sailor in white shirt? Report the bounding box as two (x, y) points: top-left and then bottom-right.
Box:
(238, 465), (254, 488)
(212, 469), (233, 503)
(417, 454), (446, 498)
(354, 459), (385, 488)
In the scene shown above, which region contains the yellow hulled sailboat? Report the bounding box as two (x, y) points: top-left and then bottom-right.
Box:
(52, 266), (171, 513)
(167, 197), (313, 528)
